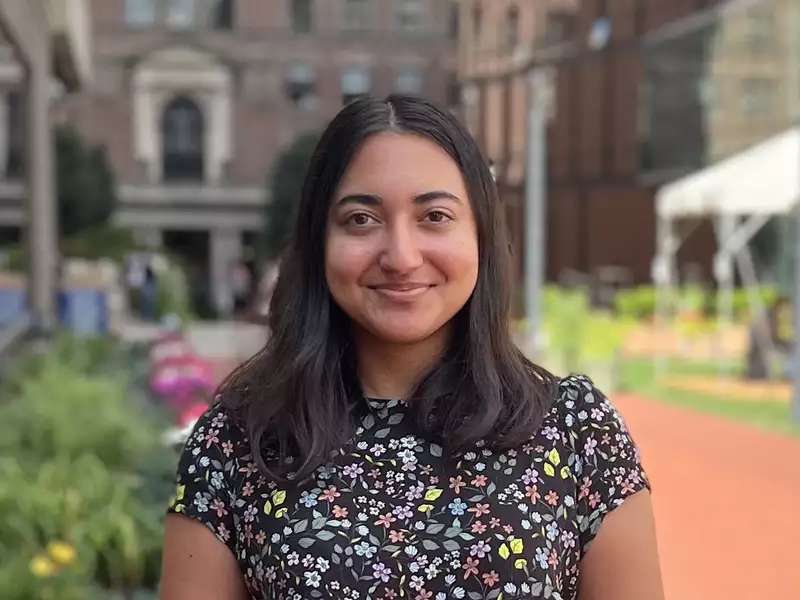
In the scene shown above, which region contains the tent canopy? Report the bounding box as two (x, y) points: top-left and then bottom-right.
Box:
(656, 126), (800, 219)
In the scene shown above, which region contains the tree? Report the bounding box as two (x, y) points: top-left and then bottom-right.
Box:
(55, 125), (117, 237)
(262, 131), (319, 260)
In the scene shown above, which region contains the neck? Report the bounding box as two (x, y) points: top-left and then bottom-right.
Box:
(355, 326), (450, 400)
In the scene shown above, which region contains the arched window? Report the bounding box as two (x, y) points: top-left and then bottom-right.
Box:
(506, 5), (519, 49)
(162, 96), (204, 181)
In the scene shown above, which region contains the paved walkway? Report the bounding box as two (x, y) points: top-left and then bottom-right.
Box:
(615, 393), (800, 600)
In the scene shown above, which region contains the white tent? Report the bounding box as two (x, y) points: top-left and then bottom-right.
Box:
(652, 126), (800, 372)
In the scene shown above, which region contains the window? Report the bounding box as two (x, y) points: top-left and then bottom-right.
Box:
(341, 66), (370, 105)
(472, 2), (482, 41)
(506, 5), (519, 49)
(210, 0), (234, 29)
(588, 17), (612, 50)
(343, 0), (371, 31)
(745, 7), (774, 51)
(166, 0), (195, 29)
(448, 4), (459, 39)
(543, 10), (574, 46)
(395, 67), (423, 96)
(6, 91), (24, 178)
(125, 0), (157, 27)
(285, 63), (317, 110)
(162, 96), (204, 181)
(292, 0), (313, 34)
(396, 0), (425, 33)
(741, 78), (773, 116)
(446, 72), (460, 109)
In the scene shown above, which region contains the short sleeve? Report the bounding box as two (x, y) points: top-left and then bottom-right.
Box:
(167, 401), (248, 557)
(560, 375), (651, 556)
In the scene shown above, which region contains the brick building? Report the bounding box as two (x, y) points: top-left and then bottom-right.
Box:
(457, 0), (738, 290)
(1, 0), (458, 315)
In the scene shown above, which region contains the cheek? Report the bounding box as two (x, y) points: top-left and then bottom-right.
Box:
(325, 236), (376, 288)
(431, 236), (479, 286)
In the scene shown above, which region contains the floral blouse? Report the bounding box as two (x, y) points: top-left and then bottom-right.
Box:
(168, 375), (650, 600)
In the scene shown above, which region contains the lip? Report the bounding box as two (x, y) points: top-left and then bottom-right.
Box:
(367, 283), (434, 301)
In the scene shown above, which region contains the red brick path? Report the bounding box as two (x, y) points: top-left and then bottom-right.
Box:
(615, 394), (800, 600)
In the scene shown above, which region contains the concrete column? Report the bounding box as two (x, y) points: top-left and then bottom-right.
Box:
(0, 93), (9, 178)
(210, 227), (241, 318)
(27, 44), (58, 332)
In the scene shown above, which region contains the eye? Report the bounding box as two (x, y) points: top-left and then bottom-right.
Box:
(346, 212), (378, 226)
(424, 210), (453, 224)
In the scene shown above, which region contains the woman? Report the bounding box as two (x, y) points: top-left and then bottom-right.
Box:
(160, 96), (664, 600)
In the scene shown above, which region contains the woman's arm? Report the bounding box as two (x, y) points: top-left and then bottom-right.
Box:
(578, 489), (665, 600)
(159, 514), (250, 600)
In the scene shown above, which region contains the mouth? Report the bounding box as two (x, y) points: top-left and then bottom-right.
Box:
(367, 283), (435, 300)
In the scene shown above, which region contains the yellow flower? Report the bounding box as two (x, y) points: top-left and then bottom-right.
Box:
(30, 555), (57, 578)
(424, 488), (443, 501)
(47, 541), (76, 566)
(509, 537), (524, 554)
(175, 484), (186, 502)
(272, 490), (287, 506)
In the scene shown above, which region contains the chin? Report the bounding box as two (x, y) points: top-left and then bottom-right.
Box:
(365, 322), (442, 346)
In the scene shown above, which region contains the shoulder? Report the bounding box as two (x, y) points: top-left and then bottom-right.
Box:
(549, 374), (630, 436)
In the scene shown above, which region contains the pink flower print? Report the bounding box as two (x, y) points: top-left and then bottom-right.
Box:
(415, 591), (433, 600)
(548, 549), (559, 568)
(383, 590), (397, 600)
(471, 520), (487, 534)
(462, 557), (480, 579)
(217, 522), (230, 542)
(332, 505), (349, 519)
(482, 571), (499, 587)
(242, 481), (255, 497)
(221, 440), (234, 457)
(622, 479), (637, 495)
(578, 476), (592, 500)
(489, 517), (501, 528)
(449, 475), (465, 495)
(502, 524), (513, 535)
(588, 491), (602, 509)
(320, 486), (341, 503)
(205, 429), (220, 448)
(525, 485), (541, 503)
(471, 474), (488, 487)
(388, 530), (406, 543)
(468, 503), (491, 517)
(545, 490), (559, 506)
(239, 462), (258, 477)
(211, 499), (228, 518)
(375, 512), (397, 528)
(255, 530), (266, 545)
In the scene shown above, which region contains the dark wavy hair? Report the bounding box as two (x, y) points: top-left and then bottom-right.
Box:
(219, 95), (556, 481)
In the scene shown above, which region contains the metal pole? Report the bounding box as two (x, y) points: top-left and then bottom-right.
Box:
(524, 69), (549, 357)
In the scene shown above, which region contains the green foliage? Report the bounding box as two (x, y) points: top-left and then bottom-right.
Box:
(262, 131), (320, 260)
(61, 226), (139, 262)
(543, 286), (632, 375)
(56, 125), (117, 237)
(0, 337), (173, 598)
(614, 286), (658, 320)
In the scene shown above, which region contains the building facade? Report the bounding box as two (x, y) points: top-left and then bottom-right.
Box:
(457, 0), (739, 291)
(2, 0), (458, 316)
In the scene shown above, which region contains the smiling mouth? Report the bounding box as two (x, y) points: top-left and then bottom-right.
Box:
(367, 284), (434, 300)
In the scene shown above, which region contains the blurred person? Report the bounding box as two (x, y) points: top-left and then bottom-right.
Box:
(160, 96), (663, 600)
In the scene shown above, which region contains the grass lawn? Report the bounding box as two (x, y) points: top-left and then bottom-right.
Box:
(619, 357), (800, 439)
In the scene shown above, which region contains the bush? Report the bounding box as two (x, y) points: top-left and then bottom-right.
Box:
(614, 286), (658, 320)
(155, 259), (194, 323)
(0, 337), (173, 598)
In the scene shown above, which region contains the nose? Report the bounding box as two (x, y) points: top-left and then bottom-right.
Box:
(378, 223), (423, 274)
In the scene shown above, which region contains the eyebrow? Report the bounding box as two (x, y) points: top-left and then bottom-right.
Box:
(335, 190), (463, 207)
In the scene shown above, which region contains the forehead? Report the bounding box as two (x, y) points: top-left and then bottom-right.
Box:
(335, 132), (467, 199)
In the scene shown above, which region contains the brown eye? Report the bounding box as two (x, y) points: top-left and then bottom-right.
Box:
(348, 212), (376, 226)
(425, 210), (452, 224)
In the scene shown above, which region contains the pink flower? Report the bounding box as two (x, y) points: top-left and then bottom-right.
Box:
(482, 571), (499, 587)
(375, 512), (396, 528)
(471, 520), (487, 534)
(415, 591), (433, 600)
(449, 475), (465, 494)
(221, 440), (234, 457)
(588, 491), (601, 509)
(242, 481), (255, 497)
(462, 557), (480, 579)
(388, 530), (406, 543)
(320, 486), (341, 502)
(545, 490), (559, 506)
(332, 505), (348, 518)
(211, 499), (228, 518)
(489, 517), (501, 528)
(468, 502), (491, 517)
(525, 485), (541, 503)
(471, 474), (488, 487)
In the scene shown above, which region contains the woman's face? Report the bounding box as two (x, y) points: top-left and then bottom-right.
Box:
(325, 132), (479, 347)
